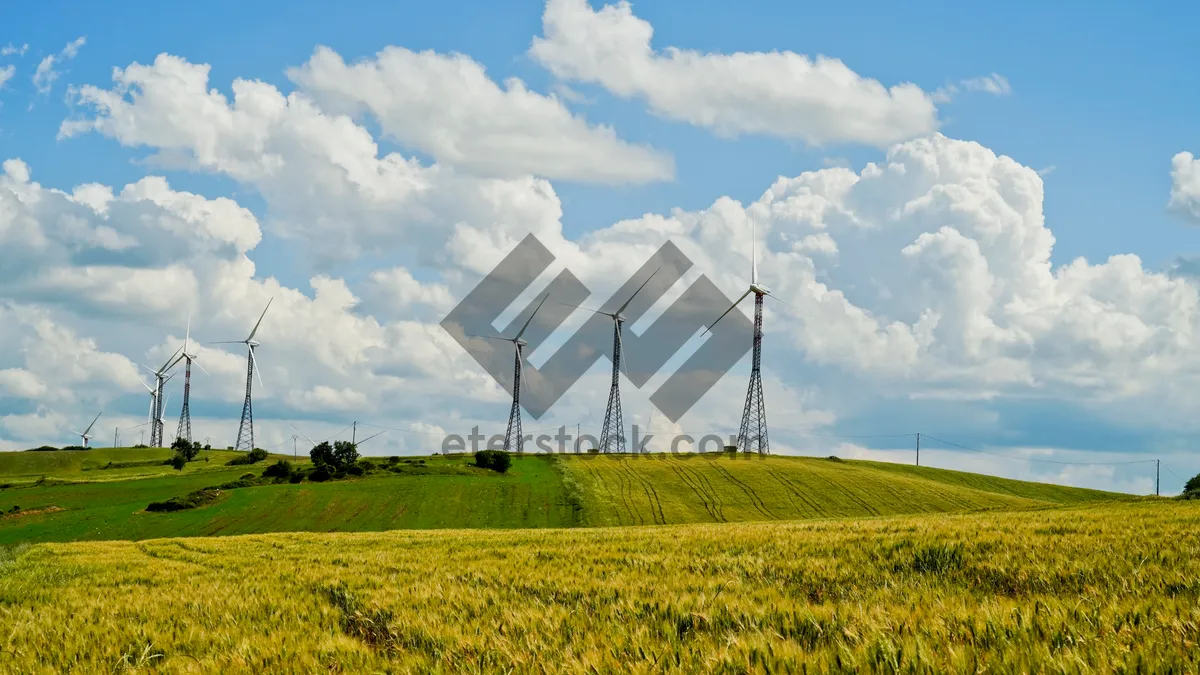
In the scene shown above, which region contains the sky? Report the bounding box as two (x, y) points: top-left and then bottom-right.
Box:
(2, 0), (1199, 494)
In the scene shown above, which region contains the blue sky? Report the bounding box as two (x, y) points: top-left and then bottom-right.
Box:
(5, 0), (1199, 268)
(2, 0), (1199, 493)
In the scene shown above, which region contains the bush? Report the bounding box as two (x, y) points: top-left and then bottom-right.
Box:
(263, 460), (293, 479)
(474, 450), (512, 473)
(310, 465), (332, 482)
(1181, 489), (1200, 501)
(171, 437), (201, 461)
(228, 447), (270, 465)
(288, 472), (304, 484)
(146, 488), (221, 512)
(333, 441), (359, 468)
(170, 453), (187, 471)
(25, 446), (59, 452)
(346, 464), (365, 476)
(1185, 472), (1200, 494)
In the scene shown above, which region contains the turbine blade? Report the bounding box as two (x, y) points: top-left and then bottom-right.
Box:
(84, 411), (103, 435)
(615, 268), (660, 316)
(247, 297), (274, 342)
(751, 220), (758, 285)
(764, 291), (789, 307)
(158, 346), (183, 373)
(207, 341), (246, 345)
(616, 321), (629, 378)
(290, 424), (316, 445)
(193, 359), (211, 376)
(249, 347), (264, 389)
(467, 334), (517, 343)
(513, 293), (549, 341)
(357, 431), (385, 445)
(557, 302), (610, 317)
(704, 289), (753, 335)
(184, 314), (191, 355)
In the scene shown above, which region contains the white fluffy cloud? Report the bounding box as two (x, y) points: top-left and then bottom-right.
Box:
(530, 0), (939, 146)
(288, 46), (672, 184)
(60, 54), (570, 263)
(1170, 151), (1200, 223)
(2, 29), (1196, 492)
(32, 36), (85, 95)
(0, 65), (14, 89)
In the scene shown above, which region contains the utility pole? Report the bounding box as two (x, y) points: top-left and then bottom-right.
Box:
(916, 432), (920, 467)
(293, 435), (298, 459)
(352, 421), (357, 446)
(1156, 459), (1160, 496)
(114, 427), (120, 448)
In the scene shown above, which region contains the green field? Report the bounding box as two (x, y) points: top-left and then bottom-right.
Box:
(0, 450), (1129, 545)
(2, 501), (1196, 673)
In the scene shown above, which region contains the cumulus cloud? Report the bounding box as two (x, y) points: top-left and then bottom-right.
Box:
(961, 73), (1012, 95)
(530, 0), (939, 146)
(1, 44), (29, 57)
(1170, 152), (1200, 223)
(60, 54), (569, 263)
(288, 46), (673, 183)
(32, 36), (85, 95)
(0, 65), (13, 89)
(10, 39), (1199, 492)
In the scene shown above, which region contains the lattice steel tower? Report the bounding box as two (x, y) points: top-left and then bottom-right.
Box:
(736, 292), (769, 454)
(502, 343), (525, 452)
(213, 299), (273, 453)
(597, 319), (626, 453)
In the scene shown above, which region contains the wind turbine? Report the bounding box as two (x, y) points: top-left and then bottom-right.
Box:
(212, 298), (272, 452)
(561, 269), (659, 453)
(707, 221), (782, 454)
(473, 294), (549, 453)
(175, 316), (210, 445)
(141, 346), (182, 448)
(70, 411), (103, 449)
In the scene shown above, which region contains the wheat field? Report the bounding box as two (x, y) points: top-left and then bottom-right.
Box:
(2, 500), (1197, 673)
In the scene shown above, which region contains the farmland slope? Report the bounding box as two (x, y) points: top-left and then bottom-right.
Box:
(1, 501), (1196, 673)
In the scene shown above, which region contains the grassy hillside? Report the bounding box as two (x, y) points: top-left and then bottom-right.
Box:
(558, 454), (1124, 526)
(0, 455), (576, 545)
(0, 446), (274, 483)
(0, 452), (1132, 545)
(2, 501), (1196, 673)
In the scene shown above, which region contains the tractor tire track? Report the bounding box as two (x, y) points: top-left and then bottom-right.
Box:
(612, 460), (644, 526)
(682, 461), (728, 522)
(711, 461), (777, 520)
(665, 460), (722, 522)
(769, 470), (826, 518)
(617, 459), (665, 525)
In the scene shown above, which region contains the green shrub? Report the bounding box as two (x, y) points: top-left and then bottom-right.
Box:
(288, 472), (304, 484)
(146, 488), (221, 512)
(262, 460), (293, 479)
(169, 453), (187, 471)
(474, 450), (512, 473)
(1185, 472), (1200, 494)
(228, 447), (269, 465)
(310, 466), (332, 482)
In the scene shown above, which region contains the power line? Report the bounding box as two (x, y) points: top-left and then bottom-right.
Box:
(920, 434), (1159, 466)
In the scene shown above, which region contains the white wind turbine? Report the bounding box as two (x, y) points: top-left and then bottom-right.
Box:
(140, 346), (183, 448)
(70, 411), (103, 449)
(560, 269), (660, 453)
(707, 220), (783, 455)
(472, 293), (549, 453)
(211, 298), (273, 452)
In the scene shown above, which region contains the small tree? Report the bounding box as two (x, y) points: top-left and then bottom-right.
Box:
(333, 441), (359, 469)
(310, 441), (336, 467)
(170, 453), (187, 471)
(263, 460), (293, 479)
(1185, 472), (1200, 494)
(171, 437), (201, 461)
